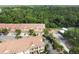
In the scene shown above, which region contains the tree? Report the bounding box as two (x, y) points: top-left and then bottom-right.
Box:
(43, 28), (49, 36)
(1, 28), (9, 35)
(28, 29), (36, 36)
(0, 6), (79, 28)
(15, 29), (21, 39)
(69, 47), (79, 54)
(63, 28), (79, 54)
(43, 44), (49, 54)
(15, 29), (21, 36)
(63, 28), (79, 46)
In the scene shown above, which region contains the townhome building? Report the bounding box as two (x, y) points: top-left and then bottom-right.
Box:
(0, 36), (45, 54)
(0, 23), (45, 36)
(0, 23), (45, 54)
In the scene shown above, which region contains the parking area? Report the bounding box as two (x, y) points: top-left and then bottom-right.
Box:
(0, 32), (29, 41)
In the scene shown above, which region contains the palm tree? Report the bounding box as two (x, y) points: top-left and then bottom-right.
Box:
(15, 29), (21, 35)
(1, 28), (9, 35)
(28, 29), (36, 36)
(15, 29), (21, 39)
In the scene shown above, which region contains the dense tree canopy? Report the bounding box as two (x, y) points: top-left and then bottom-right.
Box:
(0, 6), (79, 28)
(63, 28), (79, 54)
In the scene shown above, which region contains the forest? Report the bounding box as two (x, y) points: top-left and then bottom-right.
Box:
(63, 28), (79, 54)
(0, 6), (79, 28)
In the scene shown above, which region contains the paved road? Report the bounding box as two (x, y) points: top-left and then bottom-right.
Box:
(0, 32), (30, 41)
(53, 32), (69, 53)
(44, 38), (58, 54)
(0, 35), (15, 41)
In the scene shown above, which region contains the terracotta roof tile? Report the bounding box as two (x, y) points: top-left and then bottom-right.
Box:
(0, 36), (44, 54)
(0, 23), (45, 32)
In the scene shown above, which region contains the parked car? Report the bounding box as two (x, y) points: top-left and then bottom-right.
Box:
(58, 28), (68, 34)
(0, 33), (3, 36)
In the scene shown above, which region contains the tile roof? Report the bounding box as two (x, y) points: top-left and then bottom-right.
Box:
(0, 36), (44, 54)
(0, 23), (45, 32)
